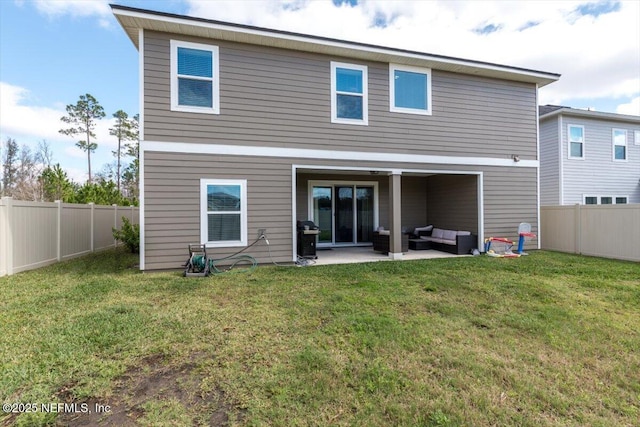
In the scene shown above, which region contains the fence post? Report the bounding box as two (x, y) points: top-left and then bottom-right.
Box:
(2, 197), (13, 276)
(89, 202), (95, 252)
(55, 200), (62, 262)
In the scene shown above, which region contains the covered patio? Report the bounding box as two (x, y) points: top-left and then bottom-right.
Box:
(294, 165), (481, 262)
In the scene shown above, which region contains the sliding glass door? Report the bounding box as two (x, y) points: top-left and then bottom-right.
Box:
(335, 186), (354, 243)
(356, 186), (374, 243)
(312, 186), (332, 244)
(310, 182), (377, 246)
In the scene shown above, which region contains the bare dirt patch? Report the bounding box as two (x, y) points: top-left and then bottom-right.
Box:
(56, 353), (239, 426)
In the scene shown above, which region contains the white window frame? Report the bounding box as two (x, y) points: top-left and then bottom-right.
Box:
(615, 196), (628, 204)
(330, 61), (368, 125)
(634, 131), (640, 146)
(583, 195), (598, 205)
(583, 195), (628, 205)
(612, 128), (627, 161)
(200, 179), (247, 248)
(389, 64), (432, 115)
(567, 124), (585, 160)
(171, 40), (220, 114)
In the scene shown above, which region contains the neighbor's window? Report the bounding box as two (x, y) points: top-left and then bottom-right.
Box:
(389, 64), (432, 115)
(584, 196), (598, 205)
(584, 196), (627, 205)
(613, 129), (627, 161)
(635, 131), (640, 146)
(200, 179), (247, 247)
(171, 40), (219, 114)
(568, 125), (584, 159)
(331, 62), (368, 125)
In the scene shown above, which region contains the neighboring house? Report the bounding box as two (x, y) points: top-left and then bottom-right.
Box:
(539, 105), (640, 206)
(112, 5), (560, 270)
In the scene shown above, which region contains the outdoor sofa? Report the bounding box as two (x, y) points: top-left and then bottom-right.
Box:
(413, 227), (477, 255)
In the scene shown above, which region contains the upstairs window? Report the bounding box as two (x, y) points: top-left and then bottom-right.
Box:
(331, 62), (368, 125)
(171, 40), (219, 114)
(612, 129), (627, 161)
(200, 179), (247, 247)
(389, 64), (432, 115)
(568, 125), (584, 159)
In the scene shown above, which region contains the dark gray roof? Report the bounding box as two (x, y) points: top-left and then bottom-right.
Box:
(538, 105), (566, 116)
(538, 104), (640, 123)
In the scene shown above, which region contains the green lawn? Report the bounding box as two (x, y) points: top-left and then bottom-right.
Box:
(1, 249), (639, 426)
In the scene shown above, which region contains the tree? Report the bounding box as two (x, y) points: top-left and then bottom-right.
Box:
(41, 164), (74, 202)
(109, 110), (137, 195)
(1, 137), (19, 196)
(36, 140), (54, 168)
(121, 158), (139, 203)
(59, 94), (105, 183)
(13, 145), (41, 201)
(74, 179), (126, 206)
(122, 114), (140, 202)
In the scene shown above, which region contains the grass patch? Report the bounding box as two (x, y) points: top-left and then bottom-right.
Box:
(1, 248), (639, 426)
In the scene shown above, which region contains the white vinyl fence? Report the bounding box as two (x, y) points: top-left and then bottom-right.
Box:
(541, 204), (640, 262)
(0, 197), (139, 277)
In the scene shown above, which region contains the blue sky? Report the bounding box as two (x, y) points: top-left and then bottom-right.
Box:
(1, 0), (639, 183)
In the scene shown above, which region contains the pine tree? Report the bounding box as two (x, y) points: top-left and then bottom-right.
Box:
(59, 94), (105, 183)
(109, 110), (138, 195)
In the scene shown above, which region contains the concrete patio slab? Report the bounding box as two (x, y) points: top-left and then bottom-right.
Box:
(310, 246), (463, 266)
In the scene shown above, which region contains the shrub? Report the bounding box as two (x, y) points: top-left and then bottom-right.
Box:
(113, 217), (140, 253)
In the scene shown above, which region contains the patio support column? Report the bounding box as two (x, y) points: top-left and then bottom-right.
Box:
(388, 171), (403, 260)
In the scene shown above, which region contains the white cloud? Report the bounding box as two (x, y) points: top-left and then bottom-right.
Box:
(184, 0), (639, 112)
(0, 82), (119, 183)
(16, 0), (112, 29)
(64, 166), (89, 183)
(616, 97), (640, 116)
(0, 82), (117, 148)
(0, 82), (66, 141)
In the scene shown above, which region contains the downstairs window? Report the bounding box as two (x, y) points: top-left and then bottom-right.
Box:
(200, 179), (247, 247)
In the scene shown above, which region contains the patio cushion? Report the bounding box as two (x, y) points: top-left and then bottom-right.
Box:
(442, 229), (457, 241)
(431, 228), (445, 239)
(413, 225), (433, 235)
(457, 231), (471, 236)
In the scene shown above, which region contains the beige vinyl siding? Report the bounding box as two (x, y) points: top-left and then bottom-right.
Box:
(426, 174), (478, 232)
(143, 31), (538, 160)
(401, 176), (428, 229)
(143, 151), (538, 269)
(483, 166), (538, 245)
(143, 152), (294, 270)
(539, 117), (561, 205)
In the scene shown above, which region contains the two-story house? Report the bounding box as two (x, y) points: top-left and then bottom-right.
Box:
(539, 105), (640, 206)
(112, 5), (559, 270)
